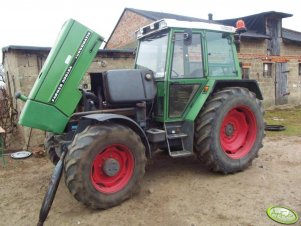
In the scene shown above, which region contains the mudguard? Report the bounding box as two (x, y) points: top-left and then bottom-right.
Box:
(77, 114), (151, 157)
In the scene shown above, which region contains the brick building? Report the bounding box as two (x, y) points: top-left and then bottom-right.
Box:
(106, 8), (301, 107)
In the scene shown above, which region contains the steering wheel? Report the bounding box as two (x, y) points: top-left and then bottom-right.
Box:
(190, 68), (203, 77)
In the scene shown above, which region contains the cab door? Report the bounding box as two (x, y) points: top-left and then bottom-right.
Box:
(166, 31), (207, 121)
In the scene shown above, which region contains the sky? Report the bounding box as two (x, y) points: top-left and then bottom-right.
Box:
(0, 0), (300, 63)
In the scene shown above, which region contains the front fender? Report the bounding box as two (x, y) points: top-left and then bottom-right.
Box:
(76, 113), (151, 157)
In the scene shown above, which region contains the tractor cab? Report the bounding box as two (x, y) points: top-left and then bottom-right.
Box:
(135, 19), (240, 122)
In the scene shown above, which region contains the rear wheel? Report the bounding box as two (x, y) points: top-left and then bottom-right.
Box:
(194, 87), (264, 173)
(64, 123), (146, 209)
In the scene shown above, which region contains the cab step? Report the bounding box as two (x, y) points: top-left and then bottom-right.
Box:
(167, 133), (188, 139)
(164, 123), (194, 158)
(169, 150), (193, 158)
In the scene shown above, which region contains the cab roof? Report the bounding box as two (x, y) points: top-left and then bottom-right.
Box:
(136, 19), (236, 39)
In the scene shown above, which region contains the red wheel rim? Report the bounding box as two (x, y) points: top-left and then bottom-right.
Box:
(90, 144), (134, 194)
(220, 106), (257, 159)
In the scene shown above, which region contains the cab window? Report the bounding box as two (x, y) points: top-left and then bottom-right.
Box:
(171, 33), (203, 78)
(206, 32), (236, 77)
(136, 32), (168, 79)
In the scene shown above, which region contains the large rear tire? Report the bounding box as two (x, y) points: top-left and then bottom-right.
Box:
(64, 123), (146, 209)
(194, 87), (264, 174)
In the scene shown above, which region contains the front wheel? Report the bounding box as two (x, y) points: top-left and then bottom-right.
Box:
(44, 132), (59, 165)
(64, 123), (146, 209)
(194, 87), (264, 174)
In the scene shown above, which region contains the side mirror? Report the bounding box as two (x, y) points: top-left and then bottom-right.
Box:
(184, 29), (192, 45)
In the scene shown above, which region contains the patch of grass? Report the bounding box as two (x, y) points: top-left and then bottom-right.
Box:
(264, 105), (301, 137)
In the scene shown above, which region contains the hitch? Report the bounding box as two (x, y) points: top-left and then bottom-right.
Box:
(37, 148), (67, 226)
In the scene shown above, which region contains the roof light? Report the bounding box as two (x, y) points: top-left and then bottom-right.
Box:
(136, 28), (143, 39)
(159, 20), (167, 29)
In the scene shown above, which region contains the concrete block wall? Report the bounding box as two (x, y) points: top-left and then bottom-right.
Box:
(3, 50), (48, 150)
(281, 41), (301, 105)
(238, 39), (275, 107)
(239, 57), (276, 107)
(3, 49), (134, 150)
(238, 39), (301, 107)
(239, 39), (266, 55)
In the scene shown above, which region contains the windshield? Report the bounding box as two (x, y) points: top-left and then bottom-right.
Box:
(135, 32), (168, 78)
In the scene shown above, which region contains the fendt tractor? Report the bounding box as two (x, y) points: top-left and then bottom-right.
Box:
(16, 18), (264, 224)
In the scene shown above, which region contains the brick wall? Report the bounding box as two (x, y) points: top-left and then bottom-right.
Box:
(105, 10), (153, 49)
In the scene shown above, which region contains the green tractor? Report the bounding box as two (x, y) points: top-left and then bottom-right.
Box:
(17, 18), (264, 215)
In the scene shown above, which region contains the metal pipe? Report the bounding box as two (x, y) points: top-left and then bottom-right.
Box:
(37, 150), (67, 226)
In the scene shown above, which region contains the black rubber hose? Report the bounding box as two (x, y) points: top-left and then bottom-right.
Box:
(265, 125), (286, 131)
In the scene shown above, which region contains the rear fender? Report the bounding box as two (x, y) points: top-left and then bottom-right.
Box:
(76, 113), (151, 158)
(212, 80), (263, 100)
(185, 79), (263, 121)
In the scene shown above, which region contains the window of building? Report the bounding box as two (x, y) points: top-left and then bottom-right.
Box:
(263, 63), (272, 77)
(299, 63), (301, 76)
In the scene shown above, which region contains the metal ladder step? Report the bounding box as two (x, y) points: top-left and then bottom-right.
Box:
(169, 150), (193, 158)
(167, 133), (188, 139)
(164, 123), (193, 158)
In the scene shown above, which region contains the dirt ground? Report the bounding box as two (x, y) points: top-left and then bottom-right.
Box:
(1, 136), (301, 226)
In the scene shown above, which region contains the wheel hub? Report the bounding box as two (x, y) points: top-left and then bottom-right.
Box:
(220, 106), (257, 159)
(225, 123), (234, 137)
(102, 158), (120, 177)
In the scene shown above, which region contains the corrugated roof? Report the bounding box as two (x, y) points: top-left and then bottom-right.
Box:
(241, 31), (270, 39)
(2, 45), (134, 54)
(217, 11), (292, 34)
(2, 45), (51, 52)
(282, 28), (301, 43)
(127, 8), (209, 23)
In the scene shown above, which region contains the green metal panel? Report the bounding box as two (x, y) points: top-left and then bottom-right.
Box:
(19, 19), (103, 133)
(184, 79), (215, 121)
(19, 100), (69, 133)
